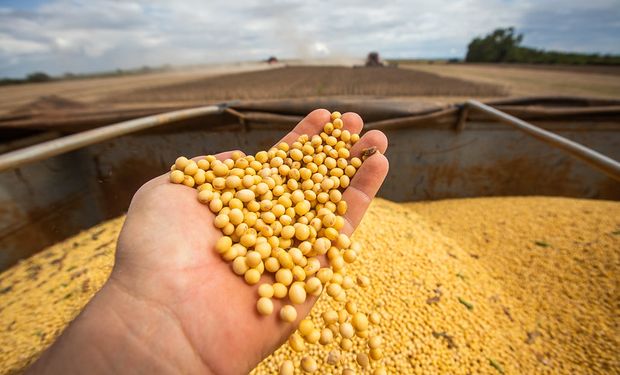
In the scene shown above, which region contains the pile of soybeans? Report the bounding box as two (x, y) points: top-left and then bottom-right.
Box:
(1, 196), (618, 374)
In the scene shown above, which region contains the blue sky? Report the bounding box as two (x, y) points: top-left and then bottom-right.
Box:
(0, 0), (619, 78)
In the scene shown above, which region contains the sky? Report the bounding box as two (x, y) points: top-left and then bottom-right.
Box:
(0, 0), (619, 78)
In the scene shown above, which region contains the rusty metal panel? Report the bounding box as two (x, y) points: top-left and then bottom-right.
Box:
(0, 150), (104, 269)
(380, 120), (620, 201)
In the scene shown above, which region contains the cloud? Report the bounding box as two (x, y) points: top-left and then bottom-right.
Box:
(0, 0), (618, 77)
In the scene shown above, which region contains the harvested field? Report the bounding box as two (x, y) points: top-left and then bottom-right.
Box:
(0, 63), (273, 116)
(403, 63), (620, 99)
(467, 63), (620, 76)
(106, 66), (507, 103)
(2, 63), (617, 117)
(391, 62), (620, 76)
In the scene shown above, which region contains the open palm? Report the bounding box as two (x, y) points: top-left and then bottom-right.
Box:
(110, 109), (389, 374)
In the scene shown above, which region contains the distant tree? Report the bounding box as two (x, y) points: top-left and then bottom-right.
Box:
(26, 72), (51, 82)
(466, 27), (523, 62)
(0, 78), (22, 86)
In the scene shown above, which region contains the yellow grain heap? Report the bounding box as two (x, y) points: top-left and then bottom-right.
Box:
(0, 217), (122, 374)
(0, 197), (618, 374)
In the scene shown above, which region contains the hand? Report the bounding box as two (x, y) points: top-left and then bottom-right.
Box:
(28, 109), (389, 375)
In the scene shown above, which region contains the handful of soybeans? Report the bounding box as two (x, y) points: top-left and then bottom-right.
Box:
(170, 111), (385, 374)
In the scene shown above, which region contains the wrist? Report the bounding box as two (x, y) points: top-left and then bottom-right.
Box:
(28, 276), (213, 375)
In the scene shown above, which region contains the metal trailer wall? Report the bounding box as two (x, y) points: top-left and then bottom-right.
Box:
(1, 113), (618, 271)
(0, 149), (104, 270)
(383, 120), (620, 200)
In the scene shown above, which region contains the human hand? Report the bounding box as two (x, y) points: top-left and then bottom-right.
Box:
(28, 109), (389, 375)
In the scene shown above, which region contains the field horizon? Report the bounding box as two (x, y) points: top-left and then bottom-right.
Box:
(1, 61), (619, 118)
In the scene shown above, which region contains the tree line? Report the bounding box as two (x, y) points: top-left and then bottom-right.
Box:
(0, 65), (168, 86)
(466, 27), (620, 65)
